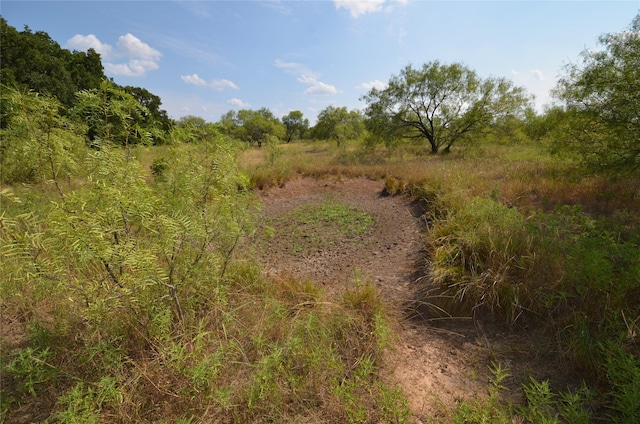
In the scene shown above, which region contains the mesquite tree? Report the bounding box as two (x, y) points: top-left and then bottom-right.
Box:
(554, 14), (640, 173)
(362, 61), (530, 153)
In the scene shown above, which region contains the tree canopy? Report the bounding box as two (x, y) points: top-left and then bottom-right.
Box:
(219, 108), (285, 146)
(0, 17), (104, 108)
(0, 18), (172, 144)
(553, 14), (640, 173)
(312, 106), (365, 146)
(362, 61), (530, 153)
(282, 110), (309, 143)
(72, 81), (145, 147)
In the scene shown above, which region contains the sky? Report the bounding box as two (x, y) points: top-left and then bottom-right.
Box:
(2, 0), (639, 123)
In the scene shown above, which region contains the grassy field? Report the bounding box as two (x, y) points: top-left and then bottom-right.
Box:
(238, 139), (640, 422)
(2, 137), (639, 423)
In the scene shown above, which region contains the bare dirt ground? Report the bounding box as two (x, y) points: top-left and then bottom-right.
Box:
(254, 176), (514, 421)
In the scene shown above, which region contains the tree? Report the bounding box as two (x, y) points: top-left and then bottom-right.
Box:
(553, 14), (640, 173)
(362, 61), (530, 153)
(0, 18), (105, 108)
(312, 106), (365, 146)
(123, 85), (173, 135)
(281, 110), (309, 143)
(72, 80), (152, 148)
(219, 108), (284, 147)
(171, 115), (214, 144)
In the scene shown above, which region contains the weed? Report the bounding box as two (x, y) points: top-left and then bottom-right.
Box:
(375, 382), (411, 423)
(427, 196), (540, 322)
(601, 341), (640, 423)
(267, 202), (374, 255)
(3, 347), (58, 397)
(54, 377), (122, 424)
(54, 383), (101, 424)
(452, 363), (513, 423)
(150, 156), (169, 178)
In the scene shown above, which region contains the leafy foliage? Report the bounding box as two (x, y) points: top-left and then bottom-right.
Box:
(0, 86), (84, 186)
(312, 105), (365, 146)
(0, 17), (104, 108)
(219, 107), (285, 146)
(281, 109), (309, 142)
(0, 18), (172, 145)
(554, 14), (640, 173)
(362, 61), (530, 153)
(72, 80), (155, 147)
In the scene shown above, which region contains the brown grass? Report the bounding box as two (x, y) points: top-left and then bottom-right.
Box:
(240, 140), (640, 218)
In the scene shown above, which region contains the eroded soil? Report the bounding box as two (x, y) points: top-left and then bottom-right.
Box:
(253, 176), (504, 421)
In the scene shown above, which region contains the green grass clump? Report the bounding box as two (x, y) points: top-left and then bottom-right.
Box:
(426, 196), (543, 322)
(452, 363), (592, 424)
(268, 202), (374, 254)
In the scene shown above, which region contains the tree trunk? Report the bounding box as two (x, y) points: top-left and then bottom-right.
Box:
(424, 131), (438, 154)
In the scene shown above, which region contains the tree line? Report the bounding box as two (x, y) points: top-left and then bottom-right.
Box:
(2, 14), (638, 174)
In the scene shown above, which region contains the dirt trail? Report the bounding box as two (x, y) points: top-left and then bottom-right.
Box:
(255, 176), (497, 421)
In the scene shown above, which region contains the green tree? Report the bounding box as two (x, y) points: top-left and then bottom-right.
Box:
(523, 106), (569, 144)
(69, 48), (104, 93)
(281, 110), (309, 143)
(123, 85), (173, 135)
(553, 14), (640, 173)
(0, 18), (105, 108)
(312, 106), (365, 147)
(362, 61), (530, 153)
(171, 115), (218, 144)
(72, 80), (152, 148)
(219, 108), (285, 147)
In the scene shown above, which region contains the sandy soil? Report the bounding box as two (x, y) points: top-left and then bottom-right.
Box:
(253, 176), (505, 421)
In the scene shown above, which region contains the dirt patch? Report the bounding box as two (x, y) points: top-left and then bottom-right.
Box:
(253, 176), (498, 421)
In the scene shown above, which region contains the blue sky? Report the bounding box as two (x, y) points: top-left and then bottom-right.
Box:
(2, 1), (639, 123)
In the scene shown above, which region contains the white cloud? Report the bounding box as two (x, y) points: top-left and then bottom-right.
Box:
(105, 59), (159, 77)
(334, 0), (408, 17)
(181, 74), (208, 86)
(297, 74), (337, 95)
(66, 33), (161, 77)
(228, 98), (251, 108)
(210, 79), (239, 91)
(274, 59), (318, 79)
(304, 81), (338, 95)
(357, 80), (387, 91)
(334, 0), (386, 17)
(530, 69), (545, 81)
(116, 33), (161, 60)
(276, 60), (337, 95)
(66, 34), (113, 58)
(181, 74), (239, 90)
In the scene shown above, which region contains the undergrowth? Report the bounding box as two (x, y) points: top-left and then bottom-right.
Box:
(3, 131), (639, 422)
(238, 140), (640, 422)
(1, 135), (407, 422)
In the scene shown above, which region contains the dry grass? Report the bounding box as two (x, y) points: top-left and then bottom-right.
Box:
(239, 140), (640, 218)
